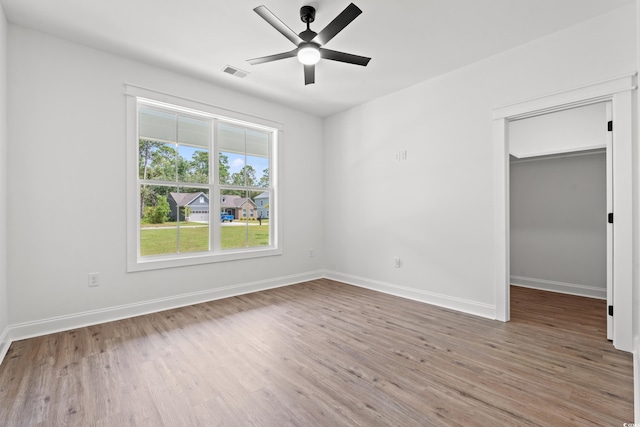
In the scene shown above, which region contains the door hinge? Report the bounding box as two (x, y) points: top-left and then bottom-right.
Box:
(607, 121), (613, 131)
(608, 213), (613, 224)
(608, 305), (614, 316)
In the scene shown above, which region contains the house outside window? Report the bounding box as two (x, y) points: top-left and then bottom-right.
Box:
(126, 86), (280, 271)
(255, 191), (269, 218)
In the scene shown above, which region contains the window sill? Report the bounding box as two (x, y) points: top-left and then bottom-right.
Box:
(127, 247), (282, 272)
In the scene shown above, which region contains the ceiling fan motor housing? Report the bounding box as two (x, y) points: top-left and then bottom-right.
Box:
(300, 6), (316, 24)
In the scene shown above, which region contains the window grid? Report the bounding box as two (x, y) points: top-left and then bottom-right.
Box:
(134, 98), (277, 266)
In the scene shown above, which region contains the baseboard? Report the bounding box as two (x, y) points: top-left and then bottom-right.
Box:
(510, 275), (606, 299)
(9, 271), (600, 363)
(325, 271), (496, 320)
(0, 325), (10, 366)
(9, 270), (324, 342)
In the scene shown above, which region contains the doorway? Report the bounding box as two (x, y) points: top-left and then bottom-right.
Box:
(508, 102), (611, 338)
(491, 74), (634, 352)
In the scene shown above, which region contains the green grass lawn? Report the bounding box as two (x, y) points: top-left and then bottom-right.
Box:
(141, 221), (204, 228)
(140, 224), (270, 256)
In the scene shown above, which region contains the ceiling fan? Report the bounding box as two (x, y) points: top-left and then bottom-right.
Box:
(247, 3), (371, 85)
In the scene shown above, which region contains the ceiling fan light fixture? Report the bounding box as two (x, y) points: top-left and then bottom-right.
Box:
(297, 44), (321, 65)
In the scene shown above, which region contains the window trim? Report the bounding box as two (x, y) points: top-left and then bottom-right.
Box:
(126, 85), (282, 272)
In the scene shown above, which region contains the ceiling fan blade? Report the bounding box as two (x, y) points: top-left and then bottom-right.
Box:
(304, 64), (315, 85)
(313, 3), (362, 46)
(320, 48), (371, 66)
(247, 49), (298, 65)
(254, 5), (303, 46)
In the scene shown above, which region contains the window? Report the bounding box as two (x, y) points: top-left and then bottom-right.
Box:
(126, 86), (281, 271)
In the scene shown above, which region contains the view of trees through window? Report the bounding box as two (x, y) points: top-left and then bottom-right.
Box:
(137, 104), (273, 257)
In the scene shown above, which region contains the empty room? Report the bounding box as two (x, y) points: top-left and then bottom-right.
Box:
(0, 0), (638, 425)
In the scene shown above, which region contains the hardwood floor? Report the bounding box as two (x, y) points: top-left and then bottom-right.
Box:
(0, 280), (633, 426)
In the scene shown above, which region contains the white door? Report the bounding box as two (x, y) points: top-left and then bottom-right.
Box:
(605, 102), (613, 340)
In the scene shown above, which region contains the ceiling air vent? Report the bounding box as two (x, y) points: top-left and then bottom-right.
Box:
(222, 65), (249, 78)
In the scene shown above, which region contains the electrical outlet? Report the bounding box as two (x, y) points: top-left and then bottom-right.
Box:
(88, 272), (100, 287)
(393, 257), (401, 268)
(309, 248), (314, 258)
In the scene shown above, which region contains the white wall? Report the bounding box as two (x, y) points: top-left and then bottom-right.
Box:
(324, 4), (636, 318)
(509, 103), (607, 158)
(0, 5), (8, 355)
(510, 152), (606, 298)
(6, 25), (324, 332)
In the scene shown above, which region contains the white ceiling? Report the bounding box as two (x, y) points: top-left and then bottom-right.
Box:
(1, 0), (634, 117)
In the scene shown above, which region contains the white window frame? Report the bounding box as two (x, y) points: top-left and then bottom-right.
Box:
(126, 85), (282, 272)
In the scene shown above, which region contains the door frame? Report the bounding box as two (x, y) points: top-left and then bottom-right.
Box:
(491, 74), (636, 352)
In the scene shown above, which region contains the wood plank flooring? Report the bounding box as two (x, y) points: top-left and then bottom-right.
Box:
(0, 280), (633, 426)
